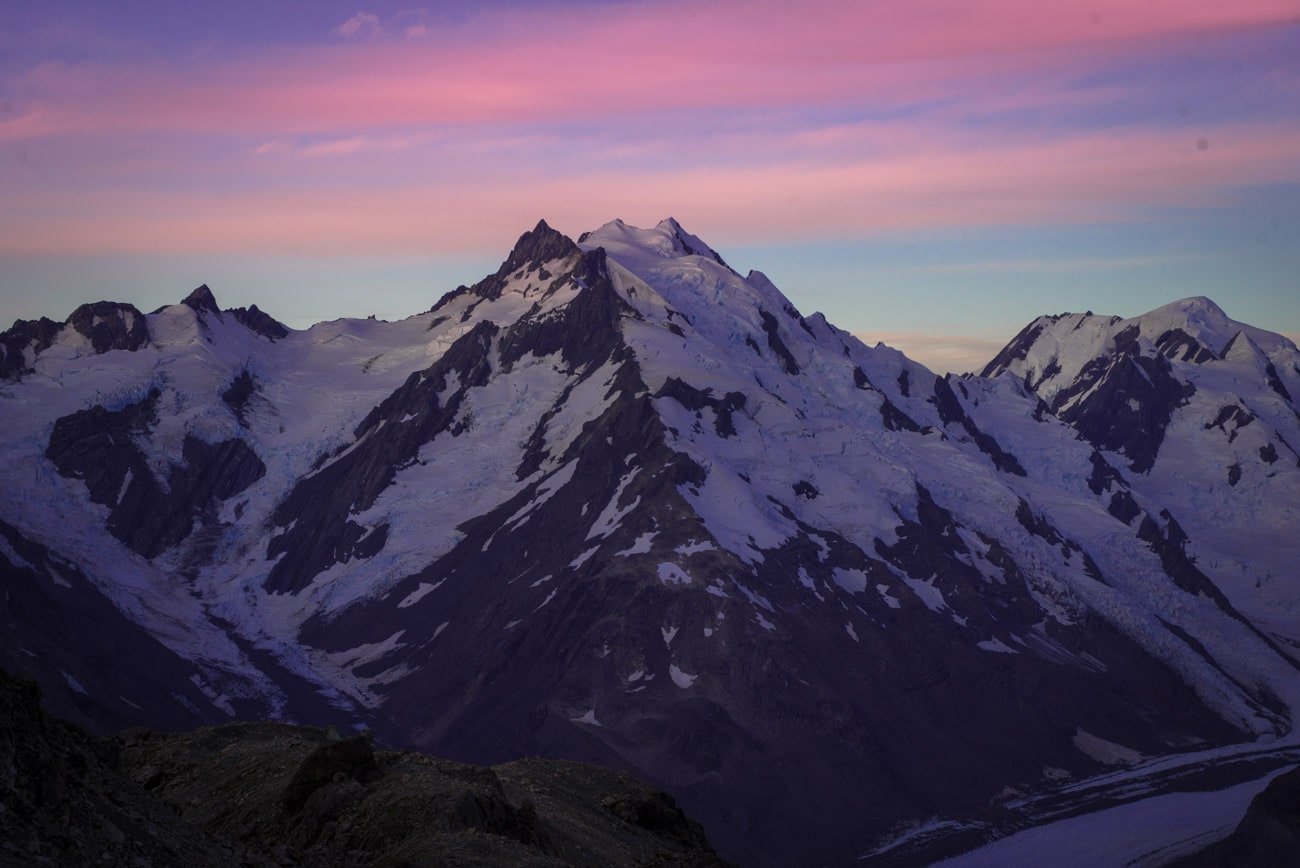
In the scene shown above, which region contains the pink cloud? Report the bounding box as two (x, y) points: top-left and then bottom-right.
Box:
(4, 121), (1297, 257)
(3, 0), (1296, 140)
(2, 0), (1296, 261)
(336, 13), (381, 39)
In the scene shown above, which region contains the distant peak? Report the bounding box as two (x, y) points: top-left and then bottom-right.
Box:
(1145, 296), (1228, 322)
(581, 217), (731, 271)
(182, 284), (221, 316)
(505, 220), (578, 271)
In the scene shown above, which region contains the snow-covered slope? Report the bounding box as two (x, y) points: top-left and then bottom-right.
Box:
(2, 223), (1298, 866)
(983, 297), (1300, 651)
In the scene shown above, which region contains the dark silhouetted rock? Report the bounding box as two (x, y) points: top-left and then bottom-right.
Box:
(182, 284), (222, 316)
(0, 667), (250, 866)
(46, 390), (266, 558)
(1175, 765), (1300, 867)
(0, 316), (61, 380)
(281, 734), (379, 812)
(66, 301), (150, 354)
(116, 716), (731, 867)
(228, 304), (291, 340)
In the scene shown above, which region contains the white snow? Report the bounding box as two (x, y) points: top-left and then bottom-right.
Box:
(674, 540), (716, 555)
(397, 580), (442, 609)
(902, 574), (951, 613)
(937, 767), (1287, 868)
(657, 562), (691, 585)
(669, 664), (697, 689)
(832, 568), (868, 594)
(615, 531), (657, 556)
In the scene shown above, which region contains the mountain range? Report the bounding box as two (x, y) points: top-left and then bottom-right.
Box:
(2, 218), (1298, 866)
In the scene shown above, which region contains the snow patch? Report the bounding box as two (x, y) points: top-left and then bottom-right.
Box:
(397, 580), (443, 609)
(657, 562), (691, 585)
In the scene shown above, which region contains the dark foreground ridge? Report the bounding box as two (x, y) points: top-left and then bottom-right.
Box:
(1175, 764), (1300, 867)
(0, 667), (730, 867)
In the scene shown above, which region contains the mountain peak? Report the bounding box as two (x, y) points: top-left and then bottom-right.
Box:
(578, 217), (729, 271)
(182, 284), (221, 316)
(503, 219), (579, 272)
(1143, 295), (1229, 327)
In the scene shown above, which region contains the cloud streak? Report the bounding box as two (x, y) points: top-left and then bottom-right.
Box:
(5, 119), (1297, 256)
(856, 330), (1011, 375)
(4, 0), (1297, 139)
(0, 0), (1297, 290)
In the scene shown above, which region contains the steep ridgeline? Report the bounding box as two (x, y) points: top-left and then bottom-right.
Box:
(983, 298), (1300, 651)
(2, 223), (1299, 866)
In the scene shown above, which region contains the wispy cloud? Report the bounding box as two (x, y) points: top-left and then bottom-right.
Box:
(6, 120), (1297, 256)
(1, 0), (1297, 270)
(252, 132), (424, 158)
(6, 0), (1297, 139)
(335, 12), (381, 39)
(893, 253), (1213, 276)
(334, 9), (429, 41)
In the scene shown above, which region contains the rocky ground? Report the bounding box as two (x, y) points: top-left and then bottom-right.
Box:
(0, 667), (730, 867)
(1174, 765), (1300, 867)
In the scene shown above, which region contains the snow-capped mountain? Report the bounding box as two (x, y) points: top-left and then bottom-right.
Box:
(3, 220), (1298, 866)
(984, 298), (1300, 650)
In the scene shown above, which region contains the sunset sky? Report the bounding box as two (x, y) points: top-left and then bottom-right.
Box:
(3, 0), (1298, 372)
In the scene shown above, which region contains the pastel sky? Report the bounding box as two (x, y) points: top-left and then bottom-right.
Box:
(2, 0), (1298, 372)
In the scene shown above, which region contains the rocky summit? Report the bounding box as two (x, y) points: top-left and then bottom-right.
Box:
(2, 218), (1299, 865)
(0, 666), (729, 867)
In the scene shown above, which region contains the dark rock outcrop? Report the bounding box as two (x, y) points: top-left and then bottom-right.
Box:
(472, 219), (579, 302)
(655, 377), (747, 438)
(0, 665), (729, 867)
(223, 369), (257, 425)
(228, 304), (291, 340)
(758, 309), (799, 375)
(182, 284), (222, 316)
(1056, 349), (1194, 474)
(932, 376), (1027, 475)
(66, 301), (150, 354)
(46, 390), (266, 558)
(0, 667), (247, 867)
(0, 520), (221, 733)
(118, 717), (731, 867)
(0, 317), (61, 381)
(1175, 765), (1300, 867)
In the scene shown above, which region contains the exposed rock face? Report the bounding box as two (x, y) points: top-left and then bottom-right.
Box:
(982, 297), (1300, 654)
(0, 666), (728, 867)
(66, 300), (151, 354)
(182, 284), (222, 316)
(0, 667), (249, 867)
(1175, 765), (1300, 867)
(45, 389), (266, 558)
(0, 317), (61, 381)
(0, 520), (221, 733)
(1054, 344), (1194, 474)
(117, 715), (730, 867)
(2, 301), (151, 381)
(228, 304), (291, 340)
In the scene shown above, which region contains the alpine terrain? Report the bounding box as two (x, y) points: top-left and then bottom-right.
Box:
(2, 218), (1298, 866)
